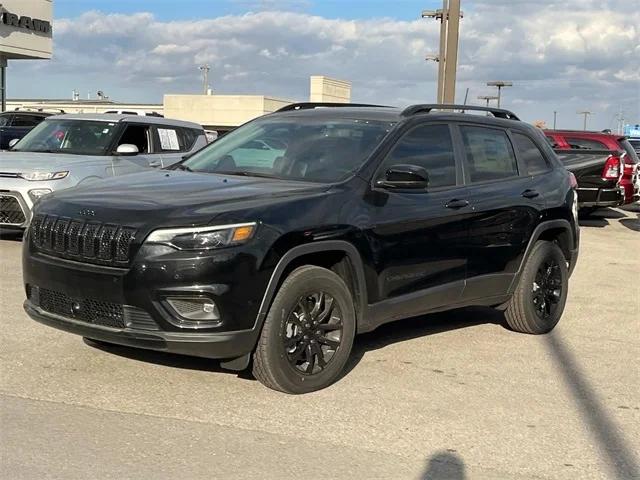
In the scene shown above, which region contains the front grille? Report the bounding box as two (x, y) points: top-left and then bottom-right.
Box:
(38, 287), (125, 329)
(0, 194), (26, 225)
(30, 214), (137, 266)
(27, 285), (159, 331)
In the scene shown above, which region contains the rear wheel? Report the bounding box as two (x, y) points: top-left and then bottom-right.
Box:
(505, 241), (568, 334)
(252, 266), (356, 394)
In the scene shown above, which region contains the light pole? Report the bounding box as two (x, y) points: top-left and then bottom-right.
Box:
(553, 111), (557, 129)
(487, 81), (513, 108)
(422, 0), (463, 104)
(578, 111), (592, 131)
(477, 95), (499, 107)
(198, 64), (211, 95)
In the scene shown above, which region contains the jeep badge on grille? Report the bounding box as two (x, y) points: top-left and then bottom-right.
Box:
(78, 209), (96, 217)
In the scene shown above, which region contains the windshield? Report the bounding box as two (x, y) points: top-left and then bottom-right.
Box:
(182, 116), (396, 183)
(13, 119), (119, 155)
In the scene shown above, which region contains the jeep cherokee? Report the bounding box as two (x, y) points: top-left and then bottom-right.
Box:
(22, 103), (580, 394)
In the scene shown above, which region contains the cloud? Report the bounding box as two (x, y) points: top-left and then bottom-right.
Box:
(10, 3), (640, 129)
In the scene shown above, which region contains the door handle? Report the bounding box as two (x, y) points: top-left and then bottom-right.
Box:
(522, 189), (540, 199)
(149, 161), (162, 168)
(445, 199), (470, 209)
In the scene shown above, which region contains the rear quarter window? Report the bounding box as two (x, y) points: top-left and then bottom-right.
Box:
(565, 137), (607, 150)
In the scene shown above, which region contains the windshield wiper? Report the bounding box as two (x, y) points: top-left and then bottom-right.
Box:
(215, 170), (281, 179)
(174, 164), (193, 172)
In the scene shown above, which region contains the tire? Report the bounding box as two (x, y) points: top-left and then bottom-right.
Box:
(505, 241), (568, 334)
(252, 265), (356, 394)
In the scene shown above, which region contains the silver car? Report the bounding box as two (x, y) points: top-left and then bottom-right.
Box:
(0, 114), (206, 229)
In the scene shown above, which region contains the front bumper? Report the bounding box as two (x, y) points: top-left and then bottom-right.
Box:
(22, 229), (272, 360)
(0, 177), (74, 228)
(24, 300), (259, 359)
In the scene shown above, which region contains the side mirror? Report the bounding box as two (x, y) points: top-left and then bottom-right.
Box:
(375, 164), (430, 190)
(8, 138), (19, 149)
(116, 144), (139, 156)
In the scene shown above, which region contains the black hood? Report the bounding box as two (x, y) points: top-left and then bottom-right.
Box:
(36, 170), (331, 229)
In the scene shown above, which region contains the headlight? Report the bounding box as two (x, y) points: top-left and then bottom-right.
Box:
(19, 171), (69, 181)
(145, 222), (256, 250)
(28, 189), (53, 202)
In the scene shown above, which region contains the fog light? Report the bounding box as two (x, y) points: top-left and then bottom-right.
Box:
(28, 188), (52, 202)
(166, 297), (220, 322)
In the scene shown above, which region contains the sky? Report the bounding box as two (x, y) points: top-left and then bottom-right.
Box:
(11, 0), (640, 130)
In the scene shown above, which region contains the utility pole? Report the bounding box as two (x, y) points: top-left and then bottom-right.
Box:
(553, 111), (557, 129)
(478, 95), (499, 107)
(487, 81), (513, 108)
(198, 64), (210, 95)
(578, 111), (592, 131)
(422, 0), (463, 104)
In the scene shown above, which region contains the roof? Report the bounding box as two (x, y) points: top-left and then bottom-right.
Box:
(45, 113), (202, 129)
(269, 105), (528, 130)
(271, 106), (403, 122)
(0, 111), (52, 117)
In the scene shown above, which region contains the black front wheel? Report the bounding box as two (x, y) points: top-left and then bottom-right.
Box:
(252, 265), (356, 394)
(505, 241), (569, 334)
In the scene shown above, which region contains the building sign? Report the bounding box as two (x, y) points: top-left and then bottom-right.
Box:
(1, 10), (51, 34)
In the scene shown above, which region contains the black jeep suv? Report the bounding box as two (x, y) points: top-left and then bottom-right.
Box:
(23, 103), (579, 394)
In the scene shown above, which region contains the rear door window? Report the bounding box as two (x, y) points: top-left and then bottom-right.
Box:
(460, 126), (518, 183)
(565, 137), (607, 150)
(153, 127), (199, 152)
(11, 115), (44, 127)
(512, 132), (550, 175)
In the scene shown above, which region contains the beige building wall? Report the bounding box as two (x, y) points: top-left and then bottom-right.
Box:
(163, 94), (292, 129)
(309, 76), (351, 103)
(165, 76), (352, 129)
(6, 99), (163, 115)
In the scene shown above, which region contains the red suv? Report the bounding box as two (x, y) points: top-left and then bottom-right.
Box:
(545, 130), (639, 204)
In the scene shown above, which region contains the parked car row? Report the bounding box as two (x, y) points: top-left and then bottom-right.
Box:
(8, 103), (583, 393)
(0, 114), (207, 228)
(544, 129), (640, 212)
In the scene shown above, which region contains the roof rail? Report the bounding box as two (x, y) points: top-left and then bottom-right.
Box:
(275, 102), (391, 113)
(401, 104), (520, 121)
(14, 106), (65, 114)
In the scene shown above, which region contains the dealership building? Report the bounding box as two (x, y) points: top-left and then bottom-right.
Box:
(0, 0), (53, 110)
(9, 76), (352, 132)
(0, 0), (352, 130)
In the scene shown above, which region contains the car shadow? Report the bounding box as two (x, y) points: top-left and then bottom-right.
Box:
(343, 306), (504, 377)
(619, 217), (640, 232)
(578, 207), (627, 228)
(0, 228), (24, 241)
(82, 338), (254, 379)
(84, 306), (505, 383)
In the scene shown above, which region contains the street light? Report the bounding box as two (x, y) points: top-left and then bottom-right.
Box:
(477, 95), (499, 107)
(487, 81), (513, 108)
(198, 64), (211, 95)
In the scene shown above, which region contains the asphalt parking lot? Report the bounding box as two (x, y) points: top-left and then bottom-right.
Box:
(1, 207), (638, 480)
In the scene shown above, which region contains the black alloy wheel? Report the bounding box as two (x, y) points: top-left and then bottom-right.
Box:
(283, 292), (343, 375)
(532, 258), (563, 320)
(252, 265), (356, 394)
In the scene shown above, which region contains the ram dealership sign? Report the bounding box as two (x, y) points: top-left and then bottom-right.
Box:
(1, 10), (52, 34)
(0, 0), (53, 60)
